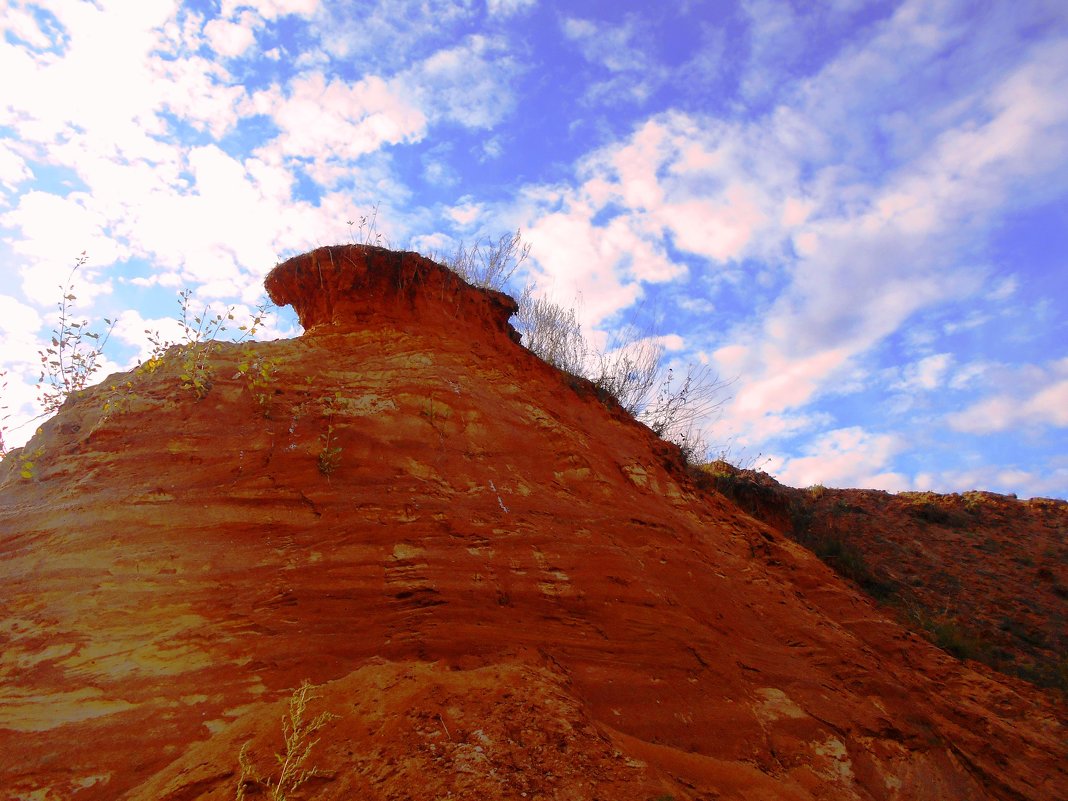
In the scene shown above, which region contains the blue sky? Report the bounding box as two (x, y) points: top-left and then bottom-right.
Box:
(1, 0), (1066, 497)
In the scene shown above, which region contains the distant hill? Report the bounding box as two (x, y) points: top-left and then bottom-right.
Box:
(703, 462), (1068, 694)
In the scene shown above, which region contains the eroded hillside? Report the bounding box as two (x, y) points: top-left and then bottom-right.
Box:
(0, 245), (1064, 801)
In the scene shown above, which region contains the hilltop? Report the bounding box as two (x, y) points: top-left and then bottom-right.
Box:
(0, 245), (1064, 800)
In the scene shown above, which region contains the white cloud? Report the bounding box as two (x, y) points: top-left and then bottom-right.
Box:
(987, 276), (1018, 302)
(893, 353), (953, 392)
(1, 190), (125, 303)
(1, 2), (58, 51)
(447, 200), (485, 228)
(701, 20), (1068, 450)
(562, 17), (637, 73)
(254, 72), (427, 163)
(317, 0), (477, 71)
(203, 15), (258, 58)
(399, 34), (519, 129)
(0, 143), (32, 192)
(0, 293), (42, 336)
(222, 0), (320, 19)
(948, 362), (1068, 434)
(522, 208), (642, 330)
(0, 294), (44, 386)
(560, 14), (667, 105)
(487, 0), (535, 17)
(733, 348), (852, 418)
(109, 308), (186, 367)
(914, 464), (1068, 500)
(507, 3), (1068, 484)
(771, 426), (907, 490)
(1, 0), (178, 156)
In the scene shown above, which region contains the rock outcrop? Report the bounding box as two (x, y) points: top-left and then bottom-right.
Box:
(0, 245), (1064, 800)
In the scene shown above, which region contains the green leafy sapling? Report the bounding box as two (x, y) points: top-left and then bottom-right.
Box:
(236, 350), (280, 416)
(37, 252), (115, 414)
(176, 292), (271, 399)
(316, 392), (343, 476)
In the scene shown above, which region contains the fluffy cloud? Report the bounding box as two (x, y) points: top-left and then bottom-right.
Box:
(948, 360), (1068, 434)
(1, 191), (123, 303)
(254, 72), (426, 164)
(317, 0), (478, 72)
(561, 14), (667, 105)
(0, 143), (32, 193)
(771, 426), (907, 490)
(0, 294), (44, 378)
(506, 1), (1068, 499)
(221, 0), (320, 19)
(398, 34), (520, 129)
(203, 14), (258, 58)
(893, 353), (953, 392)
(915, 463), (1068, 500)
(487, 0), (536, 17)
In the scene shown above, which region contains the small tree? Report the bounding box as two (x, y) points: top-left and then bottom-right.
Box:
(37, 252), (115, 414)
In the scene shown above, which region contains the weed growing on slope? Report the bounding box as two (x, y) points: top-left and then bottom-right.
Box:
(235, 680), (337, 801)
(443, 228), (530, 291)
(236, 350), (281, 417)
(168, 292), (271, 400)
(908, 606), (990, 662)
(347, 201), (382, 246)
(37, 252), (115, 414)
(317, 424), (341, 476)
(808, 532), (895, 600)
(316, 392), (344, 477)
(97, 327), (182, 426)
(438, 230), (730, 458)
(176, 290), (233, 398)
(15, 442), (45, 480)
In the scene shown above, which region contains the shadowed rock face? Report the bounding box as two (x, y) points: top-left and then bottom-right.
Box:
(0, 246), (1065, 801)
(703, 463), (1068, 691)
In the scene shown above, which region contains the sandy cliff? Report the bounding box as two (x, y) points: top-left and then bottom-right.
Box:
(0, 245), (1064, 800)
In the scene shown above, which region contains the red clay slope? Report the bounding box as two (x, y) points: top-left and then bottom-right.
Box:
(0, 245), (1064, 801)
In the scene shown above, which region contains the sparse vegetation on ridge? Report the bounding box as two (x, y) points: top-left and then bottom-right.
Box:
(437, 231), (729, 462)
(705, 467), (1068, 695)
(440, 228), (530, 291)
(6, 233), (726, 474)
(174, 289), (271, 400)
